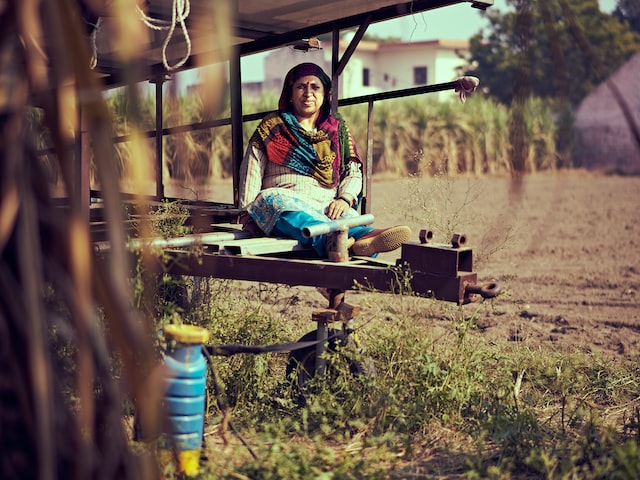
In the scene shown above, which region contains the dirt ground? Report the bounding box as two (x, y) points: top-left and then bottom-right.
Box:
(202, 169), (639, 361)
(369, 169), (640, 361)
(197, 170), (639, 475)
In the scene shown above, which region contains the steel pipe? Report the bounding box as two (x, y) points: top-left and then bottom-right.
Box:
(93, 230), (252, 253)
(302, 213), (375, 238)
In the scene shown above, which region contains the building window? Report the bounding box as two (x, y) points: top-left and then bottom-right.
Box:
(413, 66), (427, 85)
(363, 68), (370, 86)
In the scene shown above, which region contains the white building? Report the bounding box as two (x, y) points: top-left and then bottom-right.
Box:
(252, 38), (470, 102)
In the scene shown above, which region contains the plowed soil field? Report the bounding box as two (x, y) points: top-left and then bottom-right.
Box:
(201, 170), (639, 360)
(370, 170), (640, 360)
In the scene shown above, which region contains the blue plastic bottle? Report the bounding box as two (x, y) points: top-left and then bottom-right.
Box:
(162, 324), (209, 476)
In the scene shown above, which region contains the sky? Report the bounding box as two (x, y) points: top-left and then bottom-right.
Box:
(366, 0), (618, 42)
(238, 0), (618, 82)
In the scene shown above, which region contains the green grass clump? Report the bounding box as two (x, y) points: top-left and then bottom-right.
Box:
(167, 284), (640, 479)
(133, 200), (639, 479)
(136, 200), (640, 478)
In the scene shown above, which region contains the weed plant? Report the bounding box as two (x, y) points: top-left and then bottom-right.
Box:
(172, 278), (640, 479)
(128, 133), (635, 479)
(135, 198), (639, 479)
(132, 222), (635, 477)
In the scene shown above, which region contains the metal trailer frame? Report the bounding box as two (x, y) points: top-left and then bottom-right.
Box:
(86, 0), (498, 376)
(88, 0), (494, 212)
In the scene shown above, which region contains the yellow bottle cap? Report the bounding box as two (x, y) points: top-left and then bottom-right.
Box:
(163, 324), (209, 344)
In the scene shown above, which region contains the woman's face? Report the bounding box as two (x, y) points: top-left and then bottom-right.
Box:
(290, 75), (325, 121)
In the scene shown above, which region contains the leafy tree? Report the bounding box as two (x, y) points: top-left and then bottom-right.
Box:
(466, 0), (640, 106)
(614, 0), (640, 34)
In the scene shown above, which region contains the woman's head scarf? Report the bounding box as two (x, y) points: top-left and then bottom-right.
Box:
(278, 63), (332, 123)
(250, 62), (360, 189)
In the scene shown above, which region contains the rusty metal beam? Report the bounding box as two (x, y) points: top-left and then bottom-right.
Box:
(162, 251), (477, 304)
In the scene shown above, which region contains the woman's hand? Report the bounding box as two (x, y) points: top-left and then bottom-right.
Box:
(326, 196), (351, 220)
(238, 212), (263, 236)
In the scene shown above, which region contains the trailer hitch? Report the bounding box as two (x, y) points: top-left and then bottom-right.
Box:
(465, 281), (501, 300)
(400, 228), (501, 304)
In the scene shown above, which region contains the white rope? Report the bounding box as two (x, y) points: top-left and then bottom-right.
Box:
(136, 0), (192, 71)
(454, 76), (480, 104)
(89, 17), (103, 70)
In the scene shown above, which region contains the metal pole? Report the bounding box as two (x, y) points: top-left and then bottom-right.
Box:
(302, 213), (375, 238)
(364, 99), (374, 214)
(230, 48), (243, 206)
(315, 320), (328, 377)
(154, 75), (165, 200)
(77, 104), (90, 222)
(331, 26), (339, 115)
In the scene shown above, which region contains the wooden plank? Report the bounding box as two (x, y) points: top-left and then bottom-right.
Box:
(219, 237), (309, 256)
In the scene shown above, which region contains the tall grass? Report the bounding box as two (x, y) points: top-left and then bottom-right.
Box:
(3, 1), (174, 477)
(99, 90), (558, 189)
(344, 95), (554, 177)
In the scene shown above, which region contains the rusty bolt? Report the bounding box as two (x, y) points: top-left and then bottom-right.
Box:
(451, 233), (467, 248)
(419, 229), (434, 244)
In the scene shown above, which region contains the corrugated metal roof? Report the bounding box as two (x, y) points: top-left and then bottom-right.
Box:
(93, 0), (490, 81)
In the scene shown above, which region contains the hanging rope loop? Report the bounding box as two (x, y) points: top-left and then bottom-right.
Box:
(88, 0), (192, 71)
(89, 17), (103, 70)
(136, 0), (192, 71)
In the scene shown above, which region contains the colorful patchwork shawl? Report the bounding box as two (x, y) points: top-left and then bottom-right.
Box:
(250, 111), (359, 188)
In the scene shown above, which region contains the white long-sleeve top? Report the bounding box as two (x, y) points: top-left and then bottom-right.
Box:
(239, 143), (363, 210)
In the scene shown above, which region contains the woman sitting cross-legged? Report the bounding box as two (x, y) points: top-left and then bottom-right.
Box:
(238, 62), (411, 258)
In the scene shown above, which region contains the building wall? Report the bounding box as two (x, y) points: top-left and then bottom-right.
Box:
(255, 38), (469, 102)
(361, 40), (467, 100)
